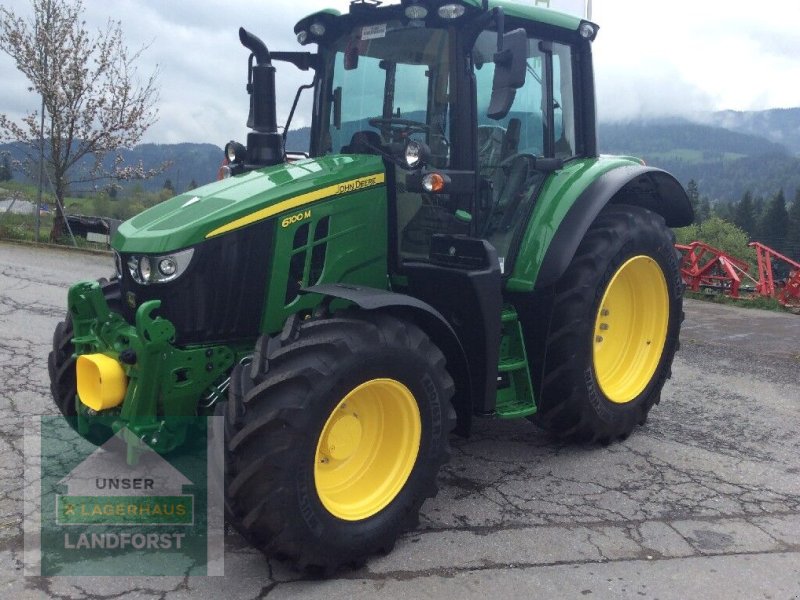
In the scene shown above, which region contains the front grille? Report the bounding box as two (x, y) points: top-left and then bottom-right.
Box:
(119, 219), (275, 346)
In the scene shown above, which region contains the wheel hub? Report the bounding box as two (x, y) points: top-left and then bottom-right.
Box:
(323, 414), (362, 461)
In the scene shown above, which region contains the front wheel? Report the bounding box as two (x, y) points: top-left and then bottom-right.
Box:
(221, 311), (455, 574)
(531, 204), (683, 443)
(47, 277), (121, 444)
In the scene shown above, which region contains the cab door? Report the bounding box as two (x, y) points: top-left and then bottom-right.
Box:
(470, 28), (578, 274)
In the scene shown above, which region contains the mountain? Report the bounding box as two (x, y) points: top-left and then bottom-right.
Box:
(124, 142), (223, 192)
(4, 108), (799, 203)
(598, 117), (800, 202)
(598, 118), (788, 158)
(0, 141), (223, 195)
(704, 108), (800, 156)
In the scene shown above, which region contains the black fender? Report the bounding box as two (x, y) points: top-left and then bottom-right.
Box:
(535, 165), (693, 289)
(301, 283), (473, 436)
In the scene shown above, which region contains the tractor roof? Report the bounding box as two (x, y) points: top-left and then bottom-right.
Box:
(464, 0), (582, 29)
(297, 1), (584, 36)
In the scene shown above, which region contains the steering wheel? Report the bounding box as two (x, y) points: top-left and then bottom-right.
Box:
(368, 117), (430, 141)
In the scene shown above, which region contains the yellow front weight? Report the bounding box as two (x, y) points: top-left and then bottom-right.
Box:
(76, 354), (128, 411)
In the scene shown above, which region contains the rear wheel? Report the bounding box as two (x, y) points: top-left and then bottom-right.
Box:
(221, 311), (455, 574)
(48, 277), (120, 443)
(532, 204), (683, 443)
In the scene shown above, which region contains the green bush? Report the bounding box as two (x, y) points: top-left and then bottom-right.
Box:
(674, 216), (756, 269)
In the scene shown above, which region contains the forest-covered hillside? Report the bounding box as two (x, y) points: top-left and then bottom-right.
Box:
(3, 108), (799, 202)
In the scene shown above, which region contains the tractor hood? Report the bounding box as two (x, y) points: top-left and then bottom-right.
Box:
(112, 154), (386, 254)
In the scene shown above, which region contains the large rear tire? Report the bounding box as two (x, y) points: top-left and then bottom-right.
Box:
(47, 277), (121, 443)
(221, 311), (455, 574)
(531, 204), (683, 443)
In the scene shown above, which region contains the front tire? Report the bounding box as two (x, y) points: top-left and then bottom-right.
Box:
(532, 204), (683, 443)
(47, 278), (121, 444)
(222, 311), (455, 573)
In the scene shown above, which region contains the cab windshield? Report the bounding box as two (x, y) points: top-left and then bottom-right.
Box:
(318, 22), (451, 165)
(317, 22), (462, 260)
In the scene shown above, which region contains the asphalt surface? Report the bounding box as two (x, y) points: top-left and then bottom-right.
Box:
(1, 240), (799, 599)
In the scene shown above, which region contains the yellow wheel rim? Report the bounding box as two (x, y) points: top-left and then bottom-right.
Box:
(314, 378), (421, 521)
(592, 255), (669, 404)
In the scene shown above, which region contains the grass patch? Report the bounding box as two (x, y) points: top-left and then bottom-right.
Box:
(0, 212), (53, 242)
(685, 290), (791, 313)
(1, 179), (168, 249)
(0, 180), (92, 211)
(0, 212), (107, 250)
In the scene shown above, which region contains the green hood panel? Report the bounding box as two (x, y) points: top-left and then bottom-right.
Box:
(112, 155), (386, 254)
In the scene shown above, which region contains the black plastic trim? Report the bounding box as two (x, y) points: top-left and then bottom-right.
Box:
(271, 51), (318, 71)
(403, 237), (503, 417)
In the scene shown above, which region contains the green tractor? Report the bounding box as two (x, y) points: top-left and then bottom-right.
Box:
(49, 0), (691, 573)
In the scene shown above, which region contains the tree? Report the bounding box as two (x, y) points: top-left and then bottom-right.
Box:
(752, 195), (766, 239)
(698, 196), (711, 224)
(786, 189), (800, 261)
(0, 153), (11, 181)
(733, 190), (757, 239)
(759, 189), (788, 253)
(187, 179), (198, 191)
(674, 216), (755, 268)
(0, 0), (163, 241)
(686, 179), (701, 224)
(713, 200), (734, 223)
(163, 178), (174, 192)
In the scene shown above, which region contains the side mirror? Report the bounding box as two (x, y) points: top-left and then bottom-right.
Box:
(487, 28), (527, 120)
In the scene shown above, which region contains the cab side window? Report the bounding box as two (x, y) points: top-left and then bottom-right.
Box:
(473, 31), (576, 268)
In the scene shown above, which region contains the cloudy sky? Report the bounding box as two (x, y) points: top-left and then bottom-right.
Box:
(1, 0), (799, 145)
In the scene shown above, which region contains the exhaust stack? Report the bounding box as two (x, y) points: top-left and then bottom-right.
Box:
(239, 27), (285, 166)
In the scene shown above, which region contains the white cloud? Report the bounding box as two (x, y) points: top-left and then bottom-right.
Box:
(593, 0), (800, 120)
(1, 0), (798, 141)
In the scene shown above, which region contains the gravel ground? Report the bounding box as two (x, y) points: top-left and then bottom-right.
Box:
(1, 240), (799, 599)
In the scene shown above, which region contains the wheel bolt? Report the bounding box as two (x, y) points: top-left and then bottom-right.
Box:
(600, 323), (609, 330)
(596, 336), (603, 343)
(601, 309), (610, 316)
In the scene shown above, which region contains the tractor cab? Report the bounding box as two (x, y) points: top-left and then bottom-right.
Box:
(291, 0), (598, 272)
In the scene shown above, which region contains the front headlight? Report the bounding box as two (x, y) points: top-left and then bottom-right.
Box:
(126, 248), (194, 285)
(404, 140), (431, 169)
(437, 3), (465, 19)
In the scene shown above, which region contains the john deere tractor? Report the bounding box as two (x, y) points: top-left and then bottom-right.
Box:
(49, 0), (691, 573)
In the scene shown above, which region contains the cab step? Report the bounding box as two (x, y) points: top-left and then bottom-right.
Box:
(494, 306), (536, 419)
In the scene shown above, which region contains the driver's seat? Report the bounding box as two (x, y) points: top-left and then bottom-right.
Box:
(341, 130), (382, 154)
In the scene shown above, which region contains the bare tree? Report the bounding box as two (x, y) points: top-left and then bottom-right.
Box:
(0, 0), (164, 240)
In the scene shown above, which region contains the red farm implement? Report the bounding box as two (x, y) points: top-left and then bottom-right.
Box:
(675, 241), (753, 299)
(676, 241), (800, 307)
(751, 242), (800, 307)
